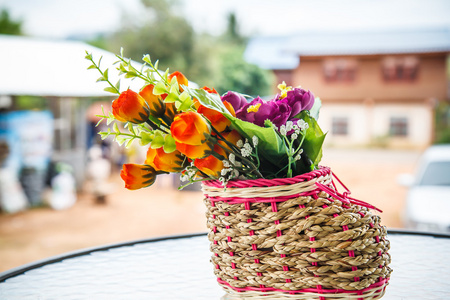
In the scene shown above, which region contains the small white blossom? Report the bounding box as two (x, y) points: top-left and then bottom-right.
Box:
(286, 121), (294, 132)
(229, 153), (236, 164)
(294, 154), (301, 161)
(241, 141), (253, 157)
(291, 133), (298, 140)
(223, 160), (231, 168)
(221, 168), (233, 176)
(297, 119), (309, 131)
(236, 139), (244, 148)
(241, 147), (252, 157)
(279, 125), (287, 136)
(252, 136), (259, 147)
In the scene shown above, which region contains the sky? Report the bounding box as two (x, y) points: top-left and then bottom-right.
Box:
(1, 0), (450, 39)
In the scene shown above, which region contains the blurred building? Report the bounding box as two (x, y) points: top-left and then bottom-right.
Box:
(245, 28), (450, 149)
(0, 34), (144, 198)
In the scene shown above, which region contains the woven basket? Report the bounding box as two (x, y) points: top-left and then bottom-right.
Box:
(202, 166), (392, 299)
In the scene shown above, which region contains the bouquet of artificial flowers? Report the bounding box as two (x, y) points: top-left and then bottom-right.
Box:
(86, 50), (391, 299)
(85, 50), (325, 190)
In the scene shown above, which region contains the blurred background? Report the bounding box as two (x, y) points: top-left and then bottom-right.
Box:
(0, 0), (449, 272)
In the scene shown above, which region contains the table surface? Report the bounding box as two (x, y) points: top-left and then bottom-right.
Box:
(1, 230), (449, 300)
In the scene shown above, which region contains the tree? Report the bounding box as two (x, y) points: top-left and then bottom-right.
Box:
(0, 8), (23, 35)
(87, 1), (274, 97)
(105, 0), (195, 76)
(214, 46), (274, 97)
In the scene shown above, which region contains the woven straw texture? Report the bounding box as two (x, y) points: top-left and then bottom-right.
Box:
(202, 167), (392, 299)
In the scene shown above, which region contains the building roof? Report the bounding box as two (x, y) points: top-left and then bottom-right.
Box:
(245, 28), (450, 70)
(0, 35), (146, 97)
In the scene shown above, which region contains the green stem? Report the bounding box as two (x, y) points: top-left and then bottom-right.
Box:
(88, 55), (120, 94)
(115, 55), (153, 84)
(146, 120), (168, 134)
(214, 142), (263, 179)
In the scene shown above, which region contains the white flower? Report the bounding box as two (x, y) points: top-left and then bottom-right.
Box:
(221, 168), (232, 176)
(279, 125), (287, 136)
(291, 133), (298, 140)
(252, 136), (259, 147)
(228, 153), (236, 164)
(236, 139), (244, 148)
(223, 160), (231, 168)
(297, 119), (309, 131)
(286, 121), (293, 132)
(294, 154), (301, 161)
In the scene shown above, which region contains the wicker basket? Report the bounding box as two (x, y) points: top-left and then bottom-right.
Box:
(202, 166), (392, 299)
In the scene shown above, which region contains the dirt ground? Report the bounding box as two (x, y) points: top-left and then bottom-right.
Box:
(0, 148), (421, 273)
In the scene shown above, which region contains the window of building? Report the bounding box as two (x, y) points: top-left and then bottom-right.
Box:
(382, 56), (419, 82)
(389, 117), (408, 136)
(332, 117), (349, 135)
(323, 59), (357, 82)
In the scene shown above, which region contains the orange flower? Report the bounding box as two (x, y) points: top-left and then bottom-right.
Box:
(139, 84), (165, 117)
(170, 111), (211, 145)
(197, 100), (236, 132)
(194, 152), (223, 178)
(201, 86), (218, 94)
(120, 164), (157, 190)
(165, 102), (178, 121)
(145, 147), (187, 173)
(112, 89), (149, 124)
(168, 71), (188, 92)
(221, 130), (242, 150)
(194, 130), (243, 178)
(175, 141), (213, 159)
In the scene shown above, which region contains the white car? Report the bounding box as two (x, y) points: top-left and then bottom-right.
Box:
(398, 144), (450, 232)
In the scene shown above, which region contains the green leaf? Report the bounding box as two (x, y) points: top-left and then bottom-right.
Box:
(87, 65), (97, 70)
(297, 111), (326, 166)
(104, 86), (118, 94)
(106, 116), (115, 126)
(84, 52), (93, 60)
(103, 68), (109, 81)
(163, 134), (176, 153)
(231, 117), (287, 167)
(178, 96), (193, 111)
(113, 122), (120, 133)
(125, 138), (134, 148)
(164, 92), (179, 103)
(124, 71), (137, 79)
(184, 86), (231, 116)
(128, 123), (135, 135)
(143, 54), (151, 64)
(151, 131), (165, 148)
(310, 97), (322, 121)
(96, 76), (105, 82)
(153, 81), (167, 95)
(140, 132), (153, 146)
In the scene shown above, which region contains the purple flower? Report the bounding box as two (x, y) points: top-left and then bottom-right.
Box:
(281, 88), (315, 118)
(268, 101), (291, 128)
(236, 97), (272, 127)
(233, 86), (315, 129)
(221, 91), (248, 113)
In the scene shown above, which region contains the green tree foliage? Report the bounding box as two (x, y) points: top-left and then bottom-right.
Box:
(106, 0), (195, 76)
(214, 46), (274, 97)
(87, 0), (274, 97)
(0, 8), (23, 35)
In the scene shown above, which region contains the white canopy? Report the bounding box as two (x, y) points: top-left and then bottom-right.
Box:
(0, 35), (147, 97)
